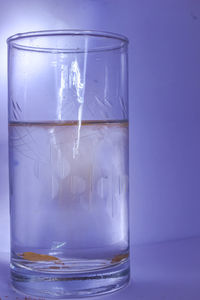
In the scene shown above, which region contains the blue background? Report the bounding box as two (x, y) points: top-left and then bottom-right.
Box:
(0, 0), (200, 252)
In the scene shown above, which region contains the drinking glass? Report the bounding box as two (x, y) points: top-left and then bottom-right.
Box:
(7, 30), (129, 298)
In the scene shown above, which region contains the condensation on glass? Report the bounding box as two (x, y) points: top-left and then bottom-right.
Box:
(7, 30), (129, 298)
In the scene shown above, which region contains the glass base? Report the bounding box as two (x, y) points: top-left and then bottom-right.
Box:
(11, 260), (130, 298)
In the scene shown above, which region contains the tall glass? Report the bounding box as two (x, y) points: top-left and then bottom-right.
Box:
(7, 30), (129, 298)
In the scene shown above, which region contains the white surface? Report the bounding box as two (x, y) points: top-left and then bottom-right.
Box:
(0, 237), (200, 299)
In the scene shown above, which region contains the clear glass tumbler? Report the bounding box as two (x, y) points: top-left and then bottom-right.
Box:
(7, 30), (129, 298)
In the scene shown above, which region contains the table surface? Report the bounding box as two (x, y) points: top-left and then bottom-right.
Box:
(0, 237), (200, 300)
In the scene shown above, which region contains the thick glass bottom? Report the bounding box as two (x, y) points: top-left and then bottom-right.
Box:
(11, 260), (130, 298)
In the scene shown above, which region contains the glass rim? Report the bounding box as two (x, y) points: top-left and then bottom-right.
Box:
(7, 29), (129, 54)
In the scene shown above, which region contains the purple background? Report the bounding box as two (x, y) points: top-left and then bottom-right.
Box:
(0, 0), (200, 253)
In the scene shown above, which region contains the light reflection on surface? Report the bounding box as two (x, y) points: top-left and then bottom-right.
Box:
(57, 64), (68, 120)
(71, 39), (88, 158)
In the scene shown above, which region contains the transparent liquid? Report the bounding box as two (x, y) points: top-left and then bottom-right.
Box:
(9, 121), (129, 273)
